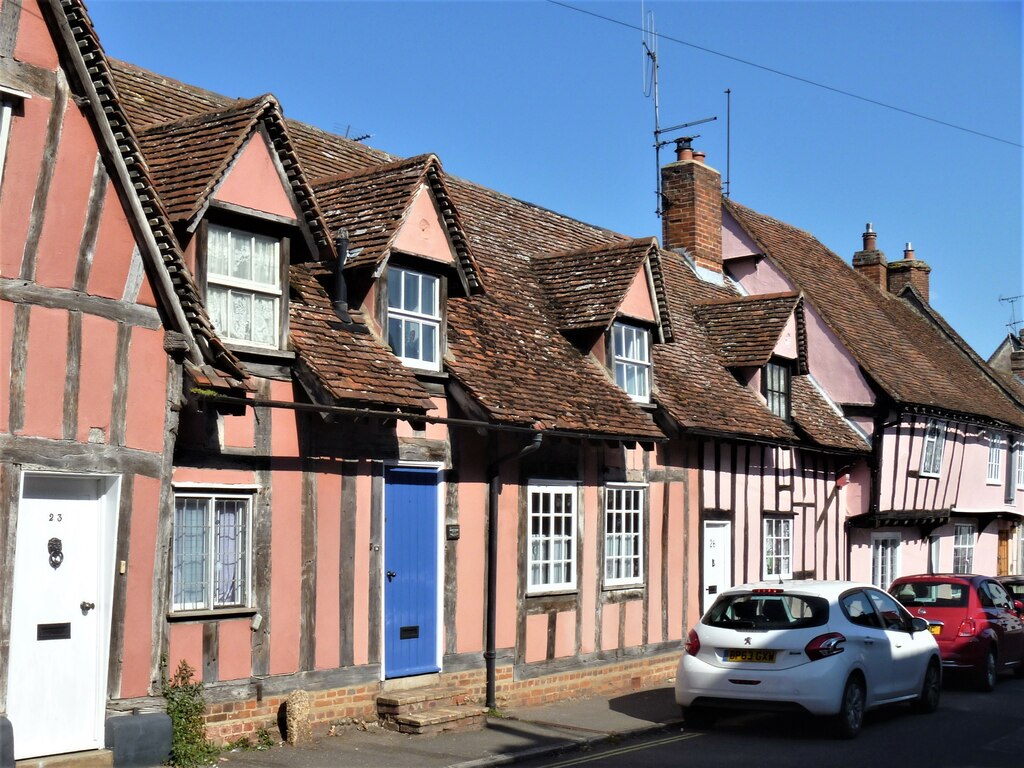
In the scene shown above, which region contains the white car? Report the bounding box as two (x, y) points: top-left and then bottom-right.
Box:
(675, 580), (941, 738)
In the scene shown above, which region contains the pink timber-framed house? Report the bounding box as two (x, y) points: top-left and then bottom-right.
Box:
(2, 1), (1022, 763)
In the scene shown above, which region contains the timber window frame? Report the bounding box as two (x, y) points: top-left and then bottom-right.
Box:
(1017, 437), (1024, 489)
(920, 419), (946, 477)
(603, 484), (645, 588)
(527, 482), (578, 595)
(763, 357), (791, 422)
(953, 522), (975, 575)
(203, 223), (284, 349)
(987, 432), (1005, 485)
(762, 516), (793, 580)
(386, 264), (442, 371)
(870, 533), (901, 588)
(171, 490), (253, 613)
(611, 322), (652, 403)
(0, 86), (29, 197)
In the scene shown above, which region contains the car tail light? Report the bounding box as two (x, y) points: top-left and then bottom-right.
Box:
(752, 588), (783, 594)
(684, 628), (701, 656)
(805, 632), (846, 661)
(957, 619), (978, 637)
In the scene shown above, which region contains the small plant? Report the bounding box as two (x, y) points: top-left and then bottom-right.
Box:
(162, 659), (219, 767)
(256, 728), (275, 749)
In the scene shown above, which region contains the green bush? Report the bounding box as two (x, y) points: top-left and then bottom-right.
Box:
(162, 659), (219, 767)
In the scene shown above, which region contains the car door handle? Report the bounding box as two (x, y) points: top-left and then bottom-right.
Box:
(863, 637), (875, 645)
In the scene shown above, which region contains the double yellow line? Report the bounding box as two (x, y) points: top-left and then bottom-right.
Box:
(541, 731), (703, 766)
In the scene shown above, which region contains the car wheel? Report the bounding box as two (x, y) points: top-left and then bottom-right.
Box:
(681, 706), (716, 729)
(975, 648), (997, 692)
(912, 661), (941, 714)
(833, 676), (865, 739)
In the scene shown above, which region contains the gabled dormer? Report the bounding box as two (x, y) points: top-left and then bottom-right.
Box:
(312, 154), (482, 373)
(693, 292), (808, 422)
(534, 238), (673, 403)
(137, 95), (333, 356)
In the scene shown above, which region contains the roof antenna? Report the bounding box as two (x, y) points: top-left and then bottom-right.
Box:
(999, 295), (1024, 335)
(724, 88), (732, 198)
(642, 7), (716, 217)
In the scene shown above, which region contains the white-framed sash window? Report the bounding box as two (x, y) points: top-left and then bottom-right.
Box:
(988, 432), (1005, 484)
(604, 484), (644, 587)
(953, 523), (975, 574)
(387, 266), (440, 370)
(172, 491), (252, 612)
(612, 322), (651, 402)
(763, 517), (793, 580)
(920, 419), (946, 477)
(527, 483), (577, 594)
(206, 224), (282, 347)
(871, 533), (901, 588)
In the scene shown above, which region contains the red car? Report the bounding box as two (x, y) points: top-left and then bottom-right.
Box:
(889, 574), (1024, 691)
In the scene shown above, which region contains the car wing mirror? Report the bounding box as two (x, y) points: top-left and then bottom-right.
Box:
(1014, 599), (1024, 614)
(910, 617), (930, 634)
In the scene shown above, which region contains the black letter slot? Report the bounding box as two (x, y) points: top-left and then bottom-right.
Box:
(399, 625), (419, 640)
(37, 623), (71, 641)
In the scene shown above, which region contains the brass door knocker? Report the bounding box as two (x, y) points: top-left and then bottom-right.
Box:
(48, 538), (64, 570)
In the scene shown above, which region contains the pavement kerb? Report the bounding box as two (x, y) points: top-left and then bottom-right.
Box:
(447, 717), (684, 768)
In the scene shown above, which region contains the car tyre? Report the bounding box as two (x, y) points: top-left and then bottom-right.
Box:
(975, 648), (997, 692)
(833, 676), (865, 739)
(681, 706), (716, 730)
(911, 660), (941, 714)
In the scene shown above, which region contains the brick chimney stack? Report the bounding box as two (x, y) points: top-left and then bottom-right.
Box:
(852, 223), (888, 290)
(887, 241), (931, 301)
(661, 137), (722, 274)
(1011, 329), (1024, 378)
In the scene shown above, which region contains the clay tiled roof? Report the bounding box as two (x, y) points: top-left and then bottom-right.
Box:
(136, 96), (334, 252)
(694, 293), (804, 369)
(289, 264), (433, 412)
(534, 238), (673, 340)
(442, 178), (662, 439)
(790, 377), (869, 452)
(313, 155), (481, 292)
(726, 199), (1024, 429)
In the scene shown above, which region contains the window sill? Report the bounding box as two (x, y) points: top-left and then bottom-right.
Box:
(168, 608), (257, 622)
(602, 585), (645, 601)
(226, 343), (296, 362)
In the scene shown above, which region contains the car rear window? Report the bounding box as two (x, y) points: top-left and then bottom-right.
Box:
(890, 581), (968, 608)
(704, 593), (828, 629)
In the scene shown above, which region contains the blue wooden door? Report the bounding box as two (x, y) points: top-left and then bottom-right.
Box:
(384, 466), (440, 678)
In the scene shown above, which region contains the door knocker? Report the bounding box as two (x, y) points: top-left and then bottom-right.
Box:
(48, 537), (64, 570)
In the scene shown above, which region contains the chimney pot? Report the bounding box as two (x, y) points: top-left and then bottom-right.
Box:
(903, 242), (915, 260)
(693, 150), (706, 164)
(674, 136), (695, 162)
(862, 224), (877, 252)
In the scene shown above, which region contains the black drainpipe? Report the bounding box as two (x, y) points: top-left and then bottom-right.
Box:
(485, 432), (543, 710)
(332, 228), (351, 322)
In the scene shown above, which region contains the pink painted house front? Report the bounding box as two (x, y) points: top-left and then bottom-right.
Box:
(3, 1), (1023, 763)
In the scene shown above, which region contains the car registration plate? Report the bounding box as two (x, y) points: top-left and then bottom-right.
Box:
(928, 624), (940, 635)
(724, 649), (776, 663)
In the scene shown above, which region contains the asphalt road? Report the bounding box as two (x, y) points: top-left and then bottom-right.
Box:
(517, 673), (1024, 768)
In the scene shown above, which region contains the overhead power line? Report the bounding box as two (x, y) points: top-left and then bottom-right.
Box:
(547, 0), (1023, 149)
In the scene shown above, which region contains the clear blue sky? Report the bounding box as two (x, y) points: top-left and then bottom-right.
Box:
(89, 0), (1022, 357)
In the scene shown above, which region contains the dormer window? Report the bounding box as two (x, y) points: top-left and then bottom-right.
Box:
(206, 224), (282, 347)
(612, 322), (651, 403)
(387, 265), (440, 371)
(763, 358), (791, 421)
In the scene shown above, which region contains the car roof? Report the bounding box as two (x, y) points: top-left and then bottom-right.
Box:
(890, 574), (986, 584)
(724, 580), (879, 600)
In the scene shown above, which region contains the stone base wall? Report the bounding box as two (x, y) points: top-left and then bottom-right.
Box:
(202, 653), (678, 744)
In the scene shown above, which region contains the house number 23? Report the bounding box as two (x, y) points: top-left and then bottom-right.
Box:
(48, 513), (63, 522)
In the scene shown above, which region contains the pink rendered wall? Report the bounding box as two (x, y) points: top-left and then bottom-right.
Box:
(352, 462), (373, 666)
(0, 301), (10, 430)
(455, 439), (487, 654)
(213, 132), (298, 221)
(617, 267), (656, 323)
(222, 408), (255, 450)
(623, 600), (643, 647)
(495, 462), (520, 650)
(392, 186), (455, 265)
(21, 306), (68, 439)
(314, 471), (342, 670)
(269, 380), (302, 675)
(554, 611), (576, 658)
(646, 475), (664, 644)
(579, 461), (598, 655)
(125, 327), (169, 453)
(13, 0), (59, 70)
(524, 614), (547, 663)
(119, 475), (161, 697)
(395, 397), (448, 439)
(218, 620), (253, 681)
(86, 182), (138, 301)
(773, 314), (799, 360)
(722, 210), (760, 260)
(167, 623), (204, 684)
(1, 97), (48, 277)
(32, 106), (96, 290)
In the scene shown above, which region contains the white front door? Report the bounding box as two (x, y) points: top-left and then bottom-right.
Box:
(7, 474), (119, 759)
(702, 520), (732, 615)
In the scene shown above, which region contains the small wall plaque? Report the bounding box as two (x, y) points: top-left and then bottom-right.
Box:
(446, 524), (461, 541)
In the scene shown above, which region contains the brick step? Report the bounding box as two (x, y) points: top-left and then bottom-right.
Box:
(16, 750), (113, 768)
(383, 705), (487, 736)
(376, 685), (469, 716)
